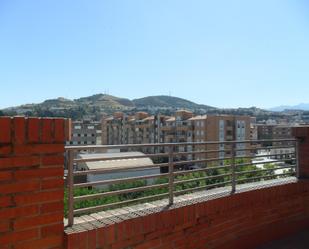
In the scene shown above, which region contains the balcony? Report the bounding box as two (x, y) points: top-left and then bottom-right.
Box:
(1, 116), (309, 249)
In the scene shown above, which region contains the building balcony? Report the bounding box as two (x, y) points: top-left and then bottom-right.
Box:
(176, 126), (190, 131)
(1, 117), (309, 249)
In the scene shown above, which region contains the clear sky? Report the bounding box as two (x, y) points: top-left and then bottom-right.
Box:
(1, 0), (309, 109)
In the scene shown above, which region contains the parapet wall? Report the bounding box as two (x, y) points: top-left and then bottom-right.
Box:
(65, 180), (309, 249)
(0, 117), (70, 249)
(1, 118), (309, 249)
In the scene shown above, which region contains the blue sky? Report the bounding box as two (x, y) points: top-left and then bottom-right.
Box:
(0, 0), (309, 109)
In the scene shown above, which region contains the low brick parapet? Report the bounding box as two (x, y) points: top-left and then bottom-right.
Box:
(65, 177), (309, 249)
(0, 117), (70, 249)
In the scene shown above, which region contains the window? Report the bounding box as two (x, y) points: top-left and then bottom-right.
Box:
(74, 126), (81, 129)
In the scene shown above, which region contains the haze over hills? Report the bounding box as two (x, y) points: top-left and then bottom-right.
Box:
(269, 103), (309, 112)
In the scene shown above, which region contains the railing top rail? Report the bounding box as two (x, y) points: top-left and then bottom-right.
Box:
(65, 138), (297, 151)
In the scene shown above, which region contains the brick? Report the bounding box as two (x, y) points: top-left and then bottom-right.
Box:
(14, 235), (63, 249)
(54, 119), (65, 142)
(0, 228), (39, 244)
(41, 223), (64, 238)
(0, 180), (40, 194)
(0, 220), (10, 233)
(27, 118), (40, 143)
(41, 201), (64, 214)
(41, 118), (54, 143)
(64, 119), (72, 141)
(14, 117), (26, 144)
(14, 144), (64, 155)
(65, 232), (80, 249)
(0, 196), (13, 208)
(41, 155), (64, 166)
(0, 117), (11, 143)
(135, 238), (161, 249)
(41, 178), (64, 190)
(0, 205), (39, 219)
(0, 156), (40, 169)
(104, 224), (116, 245)
(87, 229), (97, 249)
(14, 189), (64, 205)
(0, 170), (13, 181)
(14, 212), (63, 230)
(14, 168), (63, 180)
(0, 145), (12, 155)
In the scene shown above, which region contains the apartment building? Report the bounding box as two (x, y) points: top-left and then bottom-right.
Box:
(186, 115), (251, 160)
(102, 111), (251, 163)
(257, 124), (293, 146)
(68, 120), (102, 145)
(102, 112), (168, 153)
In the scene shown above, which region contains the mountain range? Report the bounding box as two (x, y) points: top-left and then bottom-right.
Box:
(1, 93), (303, 120)
(269, 103), (309, 112)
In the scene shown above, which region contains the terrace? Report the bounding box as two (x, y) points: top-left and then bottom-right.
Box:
(0, 117), (309, 249)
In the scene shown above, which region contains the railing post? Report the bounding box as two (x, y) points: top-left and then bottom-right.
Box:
(68, 150), (74, 226)
(168, 145), (174, 205)
(231, 142), (236, 194)
(295, 139), (300, 179)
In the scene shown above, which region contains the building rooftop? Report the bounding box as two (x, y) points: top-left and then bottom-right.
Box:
(77, 151), (154, 171)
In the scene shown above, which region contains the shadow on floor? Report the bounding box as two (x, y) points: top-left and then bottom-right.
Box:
(256, 229), (309, 249)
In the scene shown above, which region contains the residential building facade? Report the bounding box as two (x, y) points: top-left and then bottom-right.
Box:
(68, 120), (102, 145)
(102, 111), (252, 163)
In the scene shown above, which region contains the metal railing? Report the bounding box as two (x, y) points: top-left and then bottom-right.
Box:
(65, 139), (298, 226)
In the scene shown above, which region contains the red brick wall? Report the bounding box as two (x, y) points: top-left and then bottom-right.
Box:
(293, 126), (309, 178)
(65, 181), (309, 249)
(0, 117), (70, 249)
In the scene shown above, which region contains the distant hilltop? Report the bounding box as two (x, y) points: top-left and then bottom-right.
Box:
(0, 93), (295, 120)
(269, 103), (309, 112)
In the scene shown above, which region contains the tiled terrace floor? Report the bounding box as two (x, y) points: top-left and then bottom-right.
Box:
(257, 229), (309, 249)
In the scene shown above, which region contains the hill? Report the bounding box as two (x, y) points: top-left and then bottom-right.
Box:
(1, 93), (277, 120)
(269, 103), (309, 112)
(132, 95), (216, 111)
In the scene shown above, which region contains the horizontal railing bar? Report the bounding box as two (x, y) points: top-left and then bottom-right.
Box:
(74, 183), (169, 202)
(73, 162), (169, 176)
(73, 193), (170, 215)
(173, 153), (293, 168)
(236, 172), (295, 183)
(65, 139), (297, 151)
(173, 157), (233, 166)
(74, 152), (169, 163)
(234, 152), (295, 160)
(235, 165), (296, 175)
(236, 159), (296, 168)
(173, 149), (231, 156)
(74, 173), (169, 188)
(73, 146), (296, 163)
(173, 165), (232, 176)
(235, 145), (295, 152)
(174, 181), (232, 196)
(174, 173), (232, 185)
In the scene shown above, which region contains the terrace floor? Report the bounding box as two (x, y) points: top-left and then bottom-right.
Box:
(257, 229), (309, 249)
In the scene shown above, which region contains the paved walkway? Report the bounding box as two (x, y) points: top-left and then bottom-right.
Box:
(257, 229), (309, 249)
